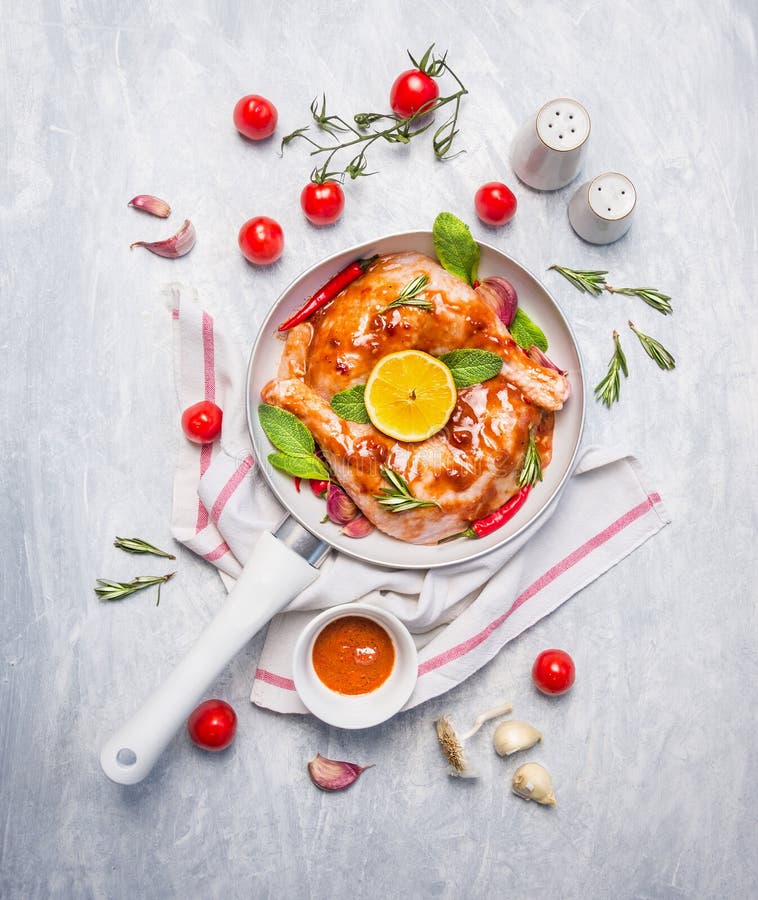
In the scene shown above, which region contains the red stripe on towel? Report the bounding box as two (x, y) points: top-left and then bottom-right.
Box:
(210, 455), (254, 524)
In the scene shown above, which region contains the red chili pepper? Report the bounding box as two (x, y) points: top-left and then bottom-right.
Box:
(440, 487), (531, 542)
(277, 255), (379, 332)
(310, 479), (329, 497)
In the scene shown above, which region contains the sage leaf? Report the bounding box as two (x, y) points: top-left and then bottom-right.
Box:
(509, 308), (548, 352)
(331, 384), (370, 423)
(433, 212), (480, 285)
(268, 452), (329, 481)
(258, 404), (315, 456)
(438, 349), (503, 388)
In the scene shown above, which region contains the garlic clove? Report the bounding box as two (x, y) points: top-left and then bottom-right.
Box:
(128, 194), (171, 218)
(307, 753), (373, 791)
(526, 344), (568, 376)
(475, 277), (518, 326)
(511, 762), (557, 806)
(493, 720), (543, 757)
(340, 515), (374, 538)
(326, 483), (359, 525)
(130, 219), (196, 258)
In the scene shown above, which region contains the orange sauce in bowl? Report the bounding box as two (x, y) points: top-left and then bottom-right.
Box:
(312, 615), (395, 695)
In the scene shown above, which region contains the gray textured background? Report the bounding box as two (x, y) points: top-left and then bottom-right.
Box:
(2, 0), (757, 897)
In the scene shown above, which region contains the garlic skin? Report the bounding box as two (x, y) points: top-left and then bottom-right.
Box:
(475, 277), (518, 326)
(128, 194), (171, 218)
(512, 762), (556, 806)
(307, 753), (372, 791)
(130, 219), (196, 258)
(493, 720), (543, 757)
(326, 483), (359, 525)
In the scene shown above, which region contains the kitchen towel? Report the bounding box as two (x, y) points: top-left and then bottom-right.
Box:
(170, 290), (671, 713)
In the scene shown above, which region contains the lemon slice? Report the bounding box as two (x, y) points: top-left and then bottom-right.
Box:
(364, 350), (457, 442)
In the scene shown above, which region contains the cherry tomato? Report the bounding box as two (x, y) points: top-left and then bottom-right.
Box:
(233, 94), (278, 141)
(300, 181), (345, 226)
(389, 69), (439, 118)
(238, 216), (284, 265)
(474, 182), (518, 226)
(187, 699), (237, 751)
(532, 649), (576, 696)
(181, 400), (223, 444)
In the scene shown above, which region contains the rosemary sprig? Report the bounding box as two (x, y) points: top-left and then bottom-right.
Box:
(607, 286), (673, 315)
(382, 274), (432, 311)
(94, 573), (175, 606)
(113, 536), (176, 559)
(280, 44), (468, 183)
(373, 465), (439, 513)
(516, 427), (543, 488)
(550, 265), (673, 315)
(628, 321), (676, 370)
(549, 265), (608, 296)
(594, 330), (629, 407)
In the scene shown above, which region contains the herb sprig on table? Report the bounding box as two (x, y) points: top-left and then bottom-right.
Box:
(281, 44), (468, 186)
(549, 263), (676, 407)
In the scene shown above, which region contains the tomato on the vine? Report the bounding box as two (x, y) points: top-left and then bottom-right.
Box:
(238, 216), (284, 265)
(181, 401), (223, 444)
(389, 69), (439, 119)
(187, 699), (237, 751)
(301, 180), (345, 226)
(532, 649), (575, 696)
(233, 94), (278, 141)
(475, 182), (518, 226)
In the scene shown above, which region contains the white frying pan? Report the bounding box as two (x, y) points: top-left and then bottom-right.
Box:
(100, 231), (585, 784)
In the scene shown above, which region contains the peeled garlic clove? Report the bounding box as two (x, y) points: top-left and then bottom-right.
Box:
(130, 219), (196, 258)
(493, 720), (543, 757)
(307, 753), (373, 791)
(340, 515), (374, 538)
(326, 483), (359, 525)
(512, 762), (557, 806)
(475, 277), (518, 326)
(128, 194), (171, 218)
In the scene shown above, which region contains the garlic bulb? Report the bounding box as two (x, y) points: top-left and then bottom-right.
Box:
(436, 702), (512, 778)
(493, 720), (542, 757)
(511, 762), (556, 806)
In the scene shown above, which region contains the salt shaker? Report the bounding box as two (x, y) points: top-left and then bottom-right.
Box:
(568, 172), (636, 244)
(510, 98), (590, 191)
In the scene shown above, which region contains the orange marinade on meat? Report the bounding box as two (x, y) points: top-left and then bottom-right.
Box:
(262, 251), (569, 544)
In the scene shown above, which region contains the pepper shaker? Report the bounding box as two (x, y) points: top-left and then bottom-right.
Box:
(568, 172), (637, 244)
(510, 98), (590, 191)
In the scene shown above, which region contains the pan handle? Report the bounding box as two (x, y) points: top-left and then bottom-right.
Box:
(99, 531), (320, 785)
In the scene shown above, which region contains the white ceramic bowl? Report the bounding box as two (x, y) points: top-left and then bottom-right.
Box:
(292, 604), (418, 729)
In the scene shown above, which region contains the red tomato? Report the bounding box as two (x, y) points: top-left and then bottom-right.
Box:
(233, 94), (278, 141)
(187, 699), (237, 751)
(181, 401), (223, 444)
(474, 182), (518, 226)
(389, 69), (439, 118)
(300, 181), (345, 226)
(238, 216), (284, 265)
(532, 649), (576, 695)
